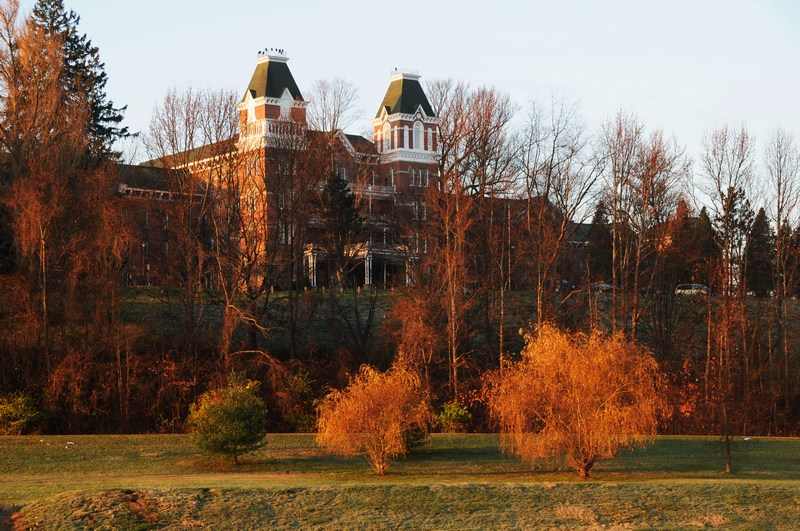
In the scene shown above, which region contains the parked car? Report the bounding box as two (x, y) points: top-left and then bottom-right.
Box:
(675, 283), (711, 296)
(554, 279), (576, 293)
(590, 281), (614, 293)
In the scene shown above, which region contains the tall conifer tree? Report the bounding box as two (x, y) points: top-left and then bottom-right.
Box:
(31, 0), (128, 161)
(745, 207), (776, 297)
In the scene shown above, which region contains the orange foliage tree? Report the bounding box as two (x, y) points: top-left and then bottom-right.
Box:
(486, 325), (669, 479)
(316, 364), (433, 475)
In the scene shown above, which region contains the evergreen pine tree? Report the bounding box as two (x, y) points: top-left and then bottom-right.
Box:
(745, 207), (776, 298)
(585, 201), (612, 281)
(696, 207), (718, 261)
(323, 170), (361, 287)
(31, 0), (128, 161)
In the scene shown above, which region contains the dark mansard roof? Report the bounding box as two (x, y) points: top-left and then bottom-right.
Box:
(376, 74), (434, 118)
(243, 58), (304, 102)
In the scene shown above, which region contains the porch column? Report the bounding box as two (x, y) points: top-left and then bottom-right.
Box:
(365, 251), (373, 286)
(308, 251), (318, 287)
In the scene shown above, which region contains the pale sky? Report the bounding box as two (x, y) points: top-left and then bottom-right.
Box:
(18, 0), (800, 166)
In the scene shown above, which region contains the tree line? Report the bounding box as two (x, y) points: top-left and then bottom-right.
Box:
(1, 0), (799, 441)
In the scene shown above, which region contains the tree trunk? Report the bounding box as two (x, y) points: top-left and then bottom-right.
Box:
(579, 460), (594, 480)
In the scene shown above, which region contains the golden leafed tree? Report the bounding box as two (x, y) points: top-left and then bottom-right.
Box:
(486, 325), (669, 479)
(316, 364), (433, 475)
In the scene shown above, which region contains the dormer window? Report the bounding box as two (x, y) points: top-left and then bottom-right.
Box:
(245, 95), (256, 123)
(383, 123), (390, 151)
(279, 89), (293, 119)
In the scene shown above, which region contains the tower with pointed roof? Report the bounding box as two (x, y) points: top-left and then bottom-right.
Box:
(372, 70), (439, 193)
(359, 70), (439, 286)
(237, 49), (307, 149)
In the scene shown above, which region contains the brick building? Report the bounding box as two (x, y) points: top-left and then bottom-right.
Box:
(120, 50), (440, 288)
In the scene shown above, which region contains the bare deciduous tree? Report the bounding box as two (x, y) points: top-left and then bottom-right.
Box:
(700, 124), (755, 472)
(519, 98), (600, 328)
(764, 129), (800, 422)
(424, 79), (476, 398)
(306, 78), (361, 136)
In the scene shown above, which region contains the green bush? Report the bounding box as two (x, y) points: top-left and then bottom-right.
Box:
(437, 401), (472, 433)
(0, 392), (42, 435)
(187, 375), (268, 463)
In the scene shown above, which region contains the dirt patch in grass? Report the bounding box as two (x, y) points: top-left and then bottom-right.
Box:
(554, 504), (597, 524)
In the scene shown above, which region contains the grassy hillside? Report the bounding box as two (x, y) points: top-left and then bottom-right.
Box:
(15, 483), (800, 529)
(3, 434), (800, 528)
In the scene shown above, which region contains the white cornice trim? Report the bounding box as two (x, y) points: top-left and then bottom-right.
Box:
(371, 107), (389, 126)
(336, 130), (356, 156)
(390, 112), (437, 124)
(256, 53), (288, 64)
(388, 70), (420, 82)
(379, 150), (439, 164)
(372, 109), (437, 126)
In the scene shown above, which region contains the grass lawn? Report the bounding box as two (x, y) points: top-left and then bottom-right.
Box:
(2, 434), (800, 528)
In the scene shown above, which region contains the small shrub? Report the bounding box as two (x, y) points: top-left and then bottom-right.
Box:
(280, 371), (316, 432)
(0, 392), (42, 435)
(317, 364), (433, 475)
(187, 374), (268, 464)
(437, 401), (471, 432)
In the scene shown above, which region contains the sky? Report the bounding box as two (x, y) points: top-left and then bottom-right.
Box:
(17, 0), (800, 168)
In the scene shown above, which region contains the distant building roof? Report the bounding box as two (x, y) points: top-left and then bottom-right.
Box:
(571, 222), (592, 243)
(243, 56), (303, 102)
(345, 133), (378, 155)
(117, 164), (205, 197)
(140, 136), (239, 169)
(117, 164), (174, 191)
(376, 73), (434, 118)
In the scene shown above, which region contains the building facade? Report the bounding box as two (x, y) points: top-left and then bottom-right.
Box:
(121, 50), (440, 289)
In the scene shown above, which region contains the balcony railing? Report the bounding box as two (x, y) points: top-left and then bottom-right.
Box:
(349, 183), (396, 198)
(240, 119), (306, 147)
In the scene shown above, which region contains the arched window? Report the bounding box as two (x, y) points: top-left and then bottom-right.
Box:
(409, 166), (415, 187)
(383, 123), (390, 151)
(414, 121), (423, 151)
